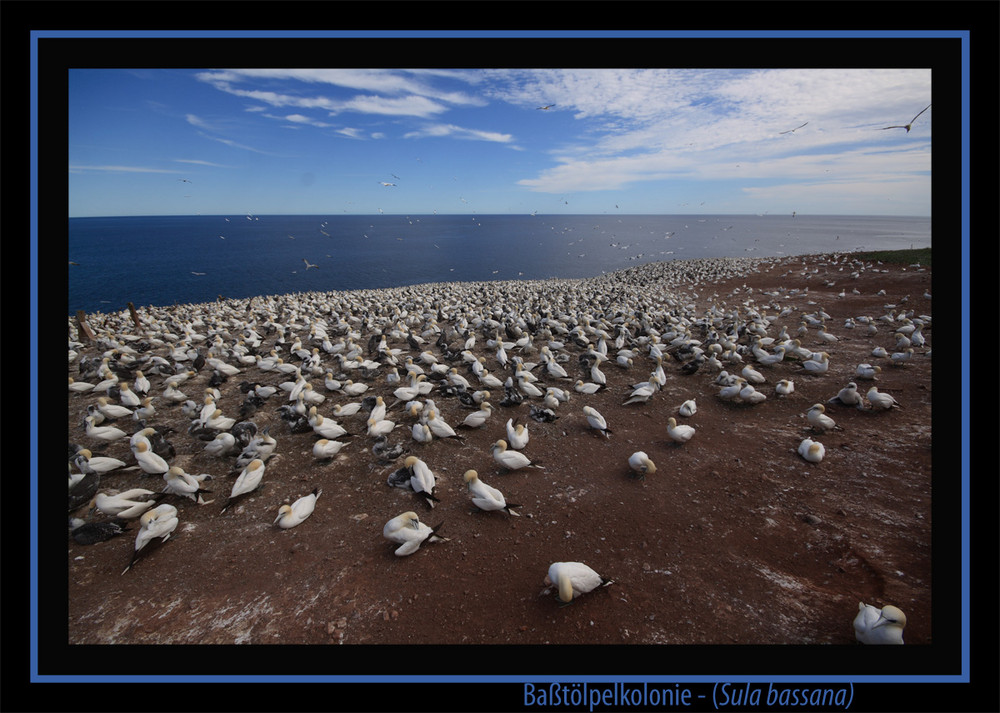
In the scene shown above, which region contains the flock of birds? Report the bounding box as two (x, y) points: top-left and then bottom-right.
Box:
(68, 252), (928, 640)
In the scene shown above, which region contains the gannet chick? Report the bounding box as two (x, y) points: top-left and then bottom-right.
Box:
(828, 381), (863, 408)
(775, 379), (795, 397)
(405, 455), (440, 507)
(806, 403), (838, 432)
(866, 386), (901, 411)
(132, 440), (170, 476)
(274, 487), (321, 529)
(122, 503), (179, 574)
(463, 469), (520, 515)
(798, 438), (825, 463)
(543, 562), (613, 605)
(491, 439), (543, 471)
(505, 417), (530, 450)
(582, 406), (612, 438)
(855, 363), (881, 380)
(162, 466), (213, 503)
(854, 602), (906, 644)
(69, 517), (130, 545)
(222, 458), (266, 513)
(679, 399), (697, 417)
(627, 451), (656, 479)
(382, 511), (447, 556)
(666, 417), (695, 444)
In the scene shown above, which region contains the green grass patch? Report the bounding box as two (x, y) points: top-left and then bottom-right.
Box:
(851, 247), (931, 267)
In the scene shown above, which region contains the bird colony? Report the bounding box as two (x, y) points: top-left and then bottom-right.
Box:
(67, 253), (930, 644)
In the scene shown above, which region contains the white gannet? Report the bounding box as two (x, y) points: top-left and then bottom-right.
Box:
(367, 417), (397, 438)
(222, 458), (266, 513)
(411, 422), (434, 444)
(491, 439), (542, 471)
(582, 406), (612, 438)
(739, 382), (767, 404)
(84, 416), (128, 443)
(801, 351), (830, 375)
(460, 402), (493, 429)
(666, 417), (695, 444)
(118, 382), (142, 407)
(798, 438), (825, 463)
(73, 449), (126, 475)
(382, 511), (447, 556)
(96, 396), (133, 421)
(122, 503), (179, 574)
(95, 488), (161, 519)
(132, 440), (170, 476)
(162, 466), (213, 503)
(866, 386), (901, 411)
(332, 402), (363, 418)
(775, 379), (795, 397)
(425, 410), (461, 440)
(309, 408), (349, 439)
(404, 455), (440, 506)
(806, 403), (838, 432)
(204, 432), (239, 457)
(853, 602), (907, 644)
(828, 381), (863, 408)
(855, 363), (882, 380)
(505, 417), (530, 450)
(274, 487), (321, 529)
(741, 365), (766, 385)
(627, 451), (656, 479)
(463, 469), (520, 515)
(69, 377), (96, 393)
(313, 438), (348, 460)
(890, 348), (914, 366)
(574, 379), (602, 395)
(679, 399), (697, 417)
(543, 561), (613, 604)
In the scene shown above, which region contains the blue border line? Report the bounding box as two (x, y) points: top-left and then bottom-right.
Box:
(39, 28), (968, 685)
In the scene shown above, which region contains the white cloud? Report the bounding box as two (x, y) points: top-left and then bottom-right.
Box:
(68, 165), (182, 174)
(403, 123), (513, 143)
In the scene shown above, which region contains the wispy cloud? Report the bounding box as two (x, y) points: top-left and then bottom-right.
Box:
(174, 159), (230, 167)
(68, 164), (182, 174)
(403, 123), (514, 143)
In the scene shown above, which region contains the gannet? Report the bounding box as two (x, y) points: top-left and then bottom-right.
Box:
(309, 408), (349, 439)
(866, 386), (901, 411)
(70, 517), (130, 545)
(801, 351), (830, 375)
(798, 438), (825, 463)
(275, 487), (321, 529)
(491, 439), (542, 470)
(574, 379), (602, 395)
(828, 382), (863, 408)
(382, 511), (447, 556)
(69, 377), (96, 393)
(879, 103), (930, 133)
(738, 382), (767, 404)
(855, 363), (881, 380)
(806, 403), (839, 433)
(162, 466), (213, 503)
(463, 469), (520, 515)
(505, 417), (530, 450)
(132, 440), (170, 476)
(73, 449), (126, 475)
(853, 602), (907, 644)
(425, 411), (461, 440)
(775, 379), (795, 397)
(204, 432), (239, 457)
(666, 417), (695, 444)
(543, 562), (613, 604)
(890, 348), (914, 366)
(582, 406), (612, 438)
(84, 416), (128, 443)
(627, 451), (656, 479)
(95, 488), (162, 519)
(678, 399), (697, 417)
(313, 438), (348, 460)
(460, 402), (493, 429)
(404, 456), (440, 507)
(741, 365), (766, 385)
(122, 503), (179, 574)
(367, 417), (397, 438)
(222, 458), (266, 513)
(623, 382), (656, 405)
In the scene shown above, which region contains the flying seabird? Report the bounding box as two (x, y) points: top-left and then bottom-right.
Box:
(779, 121), (809, 135)
(303, 259), (319, 270)
(536, 104), (556, 111)
(879, 104), (931, 133)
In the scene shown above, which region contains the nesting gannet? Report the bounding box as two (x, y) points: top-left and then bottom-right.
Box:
(775, 379), (795, 397)
(582, 406), (612, 438)
(274, 487), (321, 529)
(312, 438), (348, 460)
(122, 503), (179, 574)
(797, 438), (825, 463)
(623, 382), (656, 405)
(491, 439), (542, 471)
(69, 377), (96, 393)
(162, 466), (213, 503)
(666, 417), (695, 444)
(84, 416), (128, 443)
(543, 562), (613, 605)
(828, 381), (863, 408)
(132, 440), (170, 476)
(890, 348), (914, 366)
(95, 488), (163, 519)
(574, 379), (602, 395)
(425, 411), (461, 440)
(404, 455), (440, 507)
(854, 602), (907, 644)
(463, 469), (520, 515)
(866, 386), (901, 411)
(204, 432), (239, 457)
(382, 511), (447, 556)
(222, 458), (266, 513)
(96, 396), (133, 420)
(738, 382), (767, 404)
(367, 417), (397, 438)
(505, 417), (530, 450)
(855, 363), (881, 380)
(806, 403), (838, 432)
(309, 408), (349, 440)
(73, 449), (126, 475)
(627, 451), (656, 479)
(741, 365), (766, 385)
(801, 351), (830, 375)
(459, 402), (493, 429)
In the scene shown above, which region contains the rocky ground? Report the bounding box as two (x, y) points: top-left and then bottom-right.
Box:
(62, 251), (934, 671)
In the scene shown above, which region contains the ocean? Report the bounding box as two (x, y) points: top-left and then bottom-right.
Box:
(67, 213), (931, 315)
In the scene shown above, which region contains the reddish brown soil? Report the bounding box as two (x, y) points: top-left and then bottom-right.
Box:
(66, 253), (932, 657)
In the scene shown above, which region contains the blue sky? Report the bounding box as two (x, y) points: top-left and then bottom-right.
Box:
(68, 68), (932, 218)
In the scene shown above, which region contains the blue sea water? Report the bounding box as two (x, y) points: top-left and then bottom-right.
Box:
(67, 214), (931, 315)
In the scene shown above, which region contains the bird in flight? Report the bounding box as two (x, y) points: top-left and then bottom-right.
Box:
(779, 121), (809, 135)
(178, 178), (192, 183)
(380, 181), (397, 187)
(880, 104), (931, 132)
(536, 104), (556, 111)
(303, 259), (319, 270)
